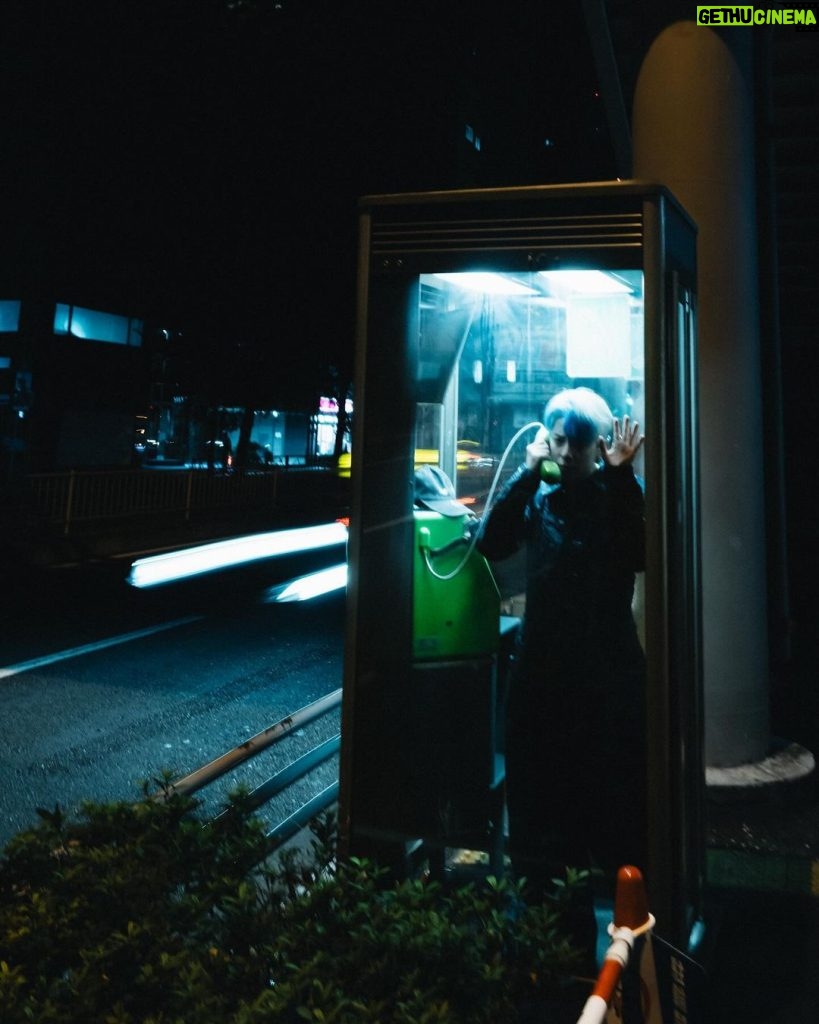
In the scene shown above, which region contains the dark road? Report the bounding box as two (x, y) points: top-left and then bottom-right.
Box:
(0, 545), (345, 847)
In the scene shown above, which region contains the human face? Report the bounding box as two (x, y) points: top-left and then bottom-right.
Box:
(547, 418), (600, 483)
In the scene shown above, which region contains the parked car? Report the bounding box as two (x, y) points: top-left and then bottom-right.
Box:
(336, 442), (497, 502)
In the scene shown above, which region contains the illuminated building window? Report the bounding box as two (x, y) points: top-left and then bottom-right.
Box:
(0, 300), (21, 333)
(53, 303), (144, 346)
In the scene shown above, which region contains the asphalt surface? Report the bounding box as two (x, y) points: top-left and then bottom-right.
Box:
(0, 522), (347, 848)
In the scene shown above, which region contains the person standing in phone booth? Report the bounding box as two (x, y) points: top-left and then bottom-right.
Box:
(477, 387), (647, 903)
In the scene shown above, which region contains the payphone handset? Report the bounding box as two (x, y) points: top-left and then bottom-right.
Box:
(488, 421), (560, 506)
(535, 428), (562, 485)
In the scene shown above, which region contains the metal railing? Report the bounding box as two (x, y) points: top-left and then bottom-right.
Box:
(159, 688), (342, 851)
(23, 463), (342, 536)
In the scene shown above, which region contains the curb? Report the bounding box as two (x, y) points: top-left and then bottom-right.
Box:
(705, 740), (816, 805)
(706, 847), (819, 897)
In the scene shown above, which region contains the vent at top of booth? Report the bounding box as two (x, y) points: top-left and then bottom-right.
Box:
(370, 210), (644, 264)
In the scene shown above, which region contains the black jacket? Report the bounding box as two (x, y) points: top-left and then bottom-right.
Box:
(477, 462), (645, 683)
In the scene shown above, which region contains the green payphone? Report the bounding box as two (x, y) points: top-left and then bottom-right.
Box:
(413, 508), (500, 661)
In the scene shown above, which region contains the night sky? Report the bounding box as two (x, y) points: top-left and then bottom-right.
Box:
(2, 2), (368, 329)
(1, 1), (614, 355)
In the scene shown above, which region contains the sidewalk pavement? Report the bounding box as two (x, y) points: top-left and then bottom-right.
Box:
(699, 631), (819, 1022)
(701, 754), (819, 1023)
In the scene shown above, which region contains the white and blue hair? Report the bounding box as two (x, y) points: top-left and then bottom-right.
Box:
(543, 387), (612, 446)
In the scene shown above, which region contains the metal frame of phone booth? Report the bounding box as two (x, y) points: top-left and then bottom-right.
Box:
(338, 180), (704, 951)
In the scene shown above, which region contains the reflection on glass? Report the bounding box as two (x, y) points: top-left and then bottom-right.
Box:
(414, 267), (648, 884)
(416, 268), (643, 489)
(413, 266), (645, 634)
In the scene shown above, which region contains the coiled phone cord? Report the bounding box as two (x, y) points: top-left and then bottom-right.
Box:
(421, 421), (549, 582)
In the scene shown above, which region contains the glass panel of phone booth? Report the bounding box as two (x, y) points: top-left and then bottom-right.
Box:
(412, 266), (646, 852)
(415, 268), (645, 635)
(343, 188), (701, 949)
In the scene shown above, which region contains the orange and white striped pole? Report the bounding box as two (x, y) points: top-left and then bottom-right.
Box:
(575, 865), (656, 1024)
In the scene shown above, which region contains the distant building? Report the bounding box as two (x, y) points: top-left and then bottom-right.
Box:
(0, 296), (343, 482)
(0, 297), (147, 479)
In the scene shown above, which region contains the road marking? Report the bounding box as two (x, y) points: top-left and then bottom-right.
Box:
(0, 615), (205, 680)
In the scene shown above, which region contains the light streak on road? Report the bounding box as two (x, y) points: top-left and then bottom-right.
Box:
(127, 522), (349, 589)
(263, 563), (348, 603)
(0, 616), (204, 680)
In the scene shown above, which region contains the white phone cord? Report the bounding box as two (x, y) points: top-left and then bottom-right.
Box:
(422, 421), (545, 581)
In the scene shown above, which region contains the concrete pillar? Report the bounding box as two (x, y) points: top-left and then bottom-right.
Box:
(632, 22), (770, 766)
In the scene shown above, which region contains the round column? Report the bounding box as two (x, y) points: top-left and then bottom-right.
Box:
(633, 21), (769, 766)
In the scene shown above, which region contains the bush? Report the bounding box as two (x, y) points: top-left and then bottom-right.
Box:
(0, 788), (585, 1023)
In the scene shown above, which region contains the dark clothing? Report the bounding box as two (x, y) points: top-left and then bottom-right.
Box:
(477, 462), (647, 888)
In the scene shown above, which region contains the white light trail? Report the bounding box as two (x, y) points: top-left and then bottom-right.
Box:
(263, 563), (348, 603)
(127, 522), (349, 589)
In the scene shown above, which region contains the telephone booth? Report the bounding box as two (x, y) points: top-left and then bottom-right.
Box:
(339, 181), (703, 950)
